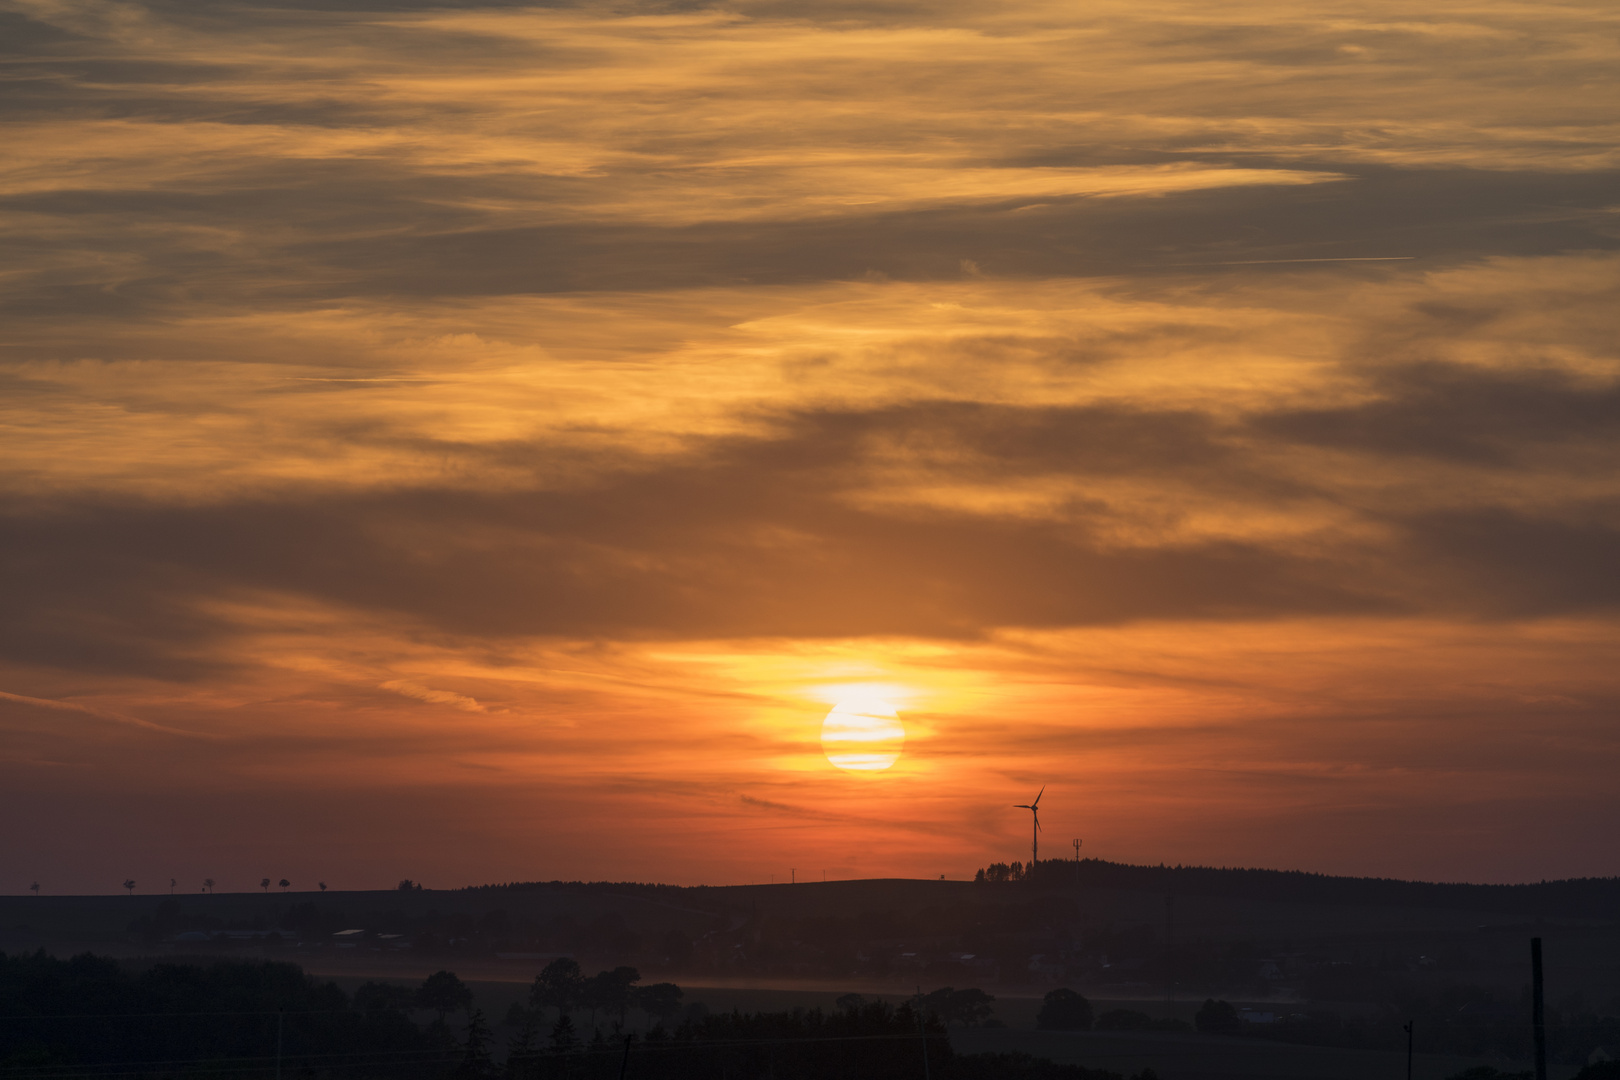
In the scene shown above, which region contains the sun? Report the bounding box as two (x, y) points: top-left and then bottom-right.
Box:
(821, 696), (905, 771)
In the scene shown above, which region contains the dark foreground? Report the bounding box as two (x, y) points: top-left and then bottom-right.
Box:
(0, 951), (1134, 1080)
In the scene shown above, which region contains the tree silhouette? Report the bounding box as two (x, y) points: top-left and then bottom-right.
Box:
(417, 970), (474, 1023)
(203, 878), (215, 894)
(279, 878), (290, 891)
(260, 878), (270, 893)
(547, 1014), (578, 1055)
(1195, 998), (1241, 1035)
(585, 967), (641, 1028)
(29, 882), (39, 895)
(458, 1007), (494, 1078)
(169, 878), (176, 894)
(1037, 988), (1094, 1031)
(123, 879), (136, 895)
(530, 957), (585, 1020)
(633, 982), (683, 1025)
(917, 987), (996, 1027)
(505, 1008), (541, 1079)
(318, 881), (327, 892)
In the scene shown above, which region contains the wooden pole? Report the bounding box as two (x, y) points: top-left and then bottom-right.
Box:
(1531, 937), (1547, 1080)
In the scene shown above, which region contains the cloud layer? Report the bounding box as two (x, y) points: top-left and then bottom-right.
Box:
(2, 0), (1617, 891)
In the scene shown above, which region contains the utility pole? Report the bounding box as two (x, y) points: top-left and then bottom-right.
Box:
(791, 869), (795, 885)
(1165, 894), (1175, 1006)
(1531, 938), (1547, 1080)
(1403, 1020), (1413, 1080)
(916, 1001), (931, 1080)
(1073, 839), (1081, 885)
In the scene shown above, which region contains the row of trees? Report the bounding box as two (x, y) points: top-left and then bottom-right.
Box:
(1032, 989), (1237, 1035)
(1, 950), (1171, 1080)
(501, 990), (1136, 1080)
(114, 878), (329, 893)
(525, 958), (684, 1028)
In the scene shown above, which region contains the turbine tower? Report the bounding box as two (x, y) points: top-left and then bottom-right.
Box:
(1013, 786), (1044, 872)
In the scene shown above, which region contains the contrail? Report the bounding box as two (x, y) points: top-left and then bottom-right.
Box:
(0, 689), (213, 738)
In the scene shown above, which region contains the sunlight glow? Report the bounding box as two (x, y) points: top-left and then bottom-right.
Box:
(821, 697), (905, 771)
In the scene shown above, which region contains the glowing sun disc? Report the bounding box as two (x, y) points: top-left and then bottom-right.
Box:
(821, 698), (904, 771)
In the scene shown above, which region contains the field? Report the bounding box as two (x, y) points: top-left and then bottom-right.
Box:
(2, 870), (1611, 1080)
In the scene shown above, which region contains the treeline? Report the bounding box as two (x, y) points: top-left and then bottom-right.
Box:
(128, 897), (658, 958)
(0, 951), (1150, 1080)
(508, 997), (1136, 1080)
(0, 950), (451, 1078)
(1032, 984), (1620, 1068)
(973, 858), (1620, 918)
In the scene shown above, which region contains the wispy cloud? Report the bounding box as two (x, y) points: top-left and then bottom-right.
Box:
(1, 0), (1616, 891)
(378, 680), (487, 714)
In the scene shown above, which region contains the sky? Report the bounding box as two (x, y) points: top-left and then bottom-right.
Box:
(2, 0), (1618, 894)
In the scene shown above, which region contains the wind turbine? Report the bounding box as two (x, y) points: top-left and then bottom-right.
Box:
(1013, 786), (1044, 872)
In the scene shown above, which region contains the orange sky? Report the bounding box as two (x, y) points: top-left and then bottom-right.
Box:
(3, 0), (1619, 893)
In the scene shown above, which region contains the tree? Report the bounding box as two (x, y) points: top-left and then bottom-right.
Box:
(398, 879), (423, 891)
(506, 1009), (540, 1080)
(530, 957), (585, 1019)
(947, 988), (996, 1027)
(633, 982), (683, 1025)
(123, 879), (136, 895)
(1195, 998), (1241, 1035)
(355, 982), (416, 1012)
(1096, 1008), (1152, 1031)
(418, 970), (474, 1023)
(584, 967), (640, 1028)
(918, 987), (996, 1027)
(318, 882), (327, 892)
(278, 879), (290, 891)
(260, 878), (271, 893)
(169, 878), (176, 894)
(548, 1014), (578, 1055)
(203, 878), (215, 893)
(458, 1007), (494, 1078)
(1037, 988), (1094, 1031)
(29, 882), (39, 895)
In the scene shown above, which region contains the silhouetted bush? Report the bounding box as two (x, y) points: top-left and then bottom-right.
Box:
(0, 950), (446, 1077)
(1096, 1009), (1151, 1031)
(1194, 998), (1241, 1035)
(1037, 988), (1094, 1030)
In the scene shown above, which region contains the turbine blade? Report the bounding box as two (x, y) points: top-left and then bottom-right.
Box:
(1033, 786), (1044, 806)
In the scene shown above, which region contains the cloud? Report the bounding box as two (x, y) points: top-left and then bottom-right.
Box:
(0, 688), (208, 737)
(2, 0), (1618, 889)
(378, 679), (487, 713)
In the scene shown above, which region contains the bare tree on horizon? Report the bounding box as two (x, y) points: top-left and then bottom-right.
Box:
(123, 879), (136, 896)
